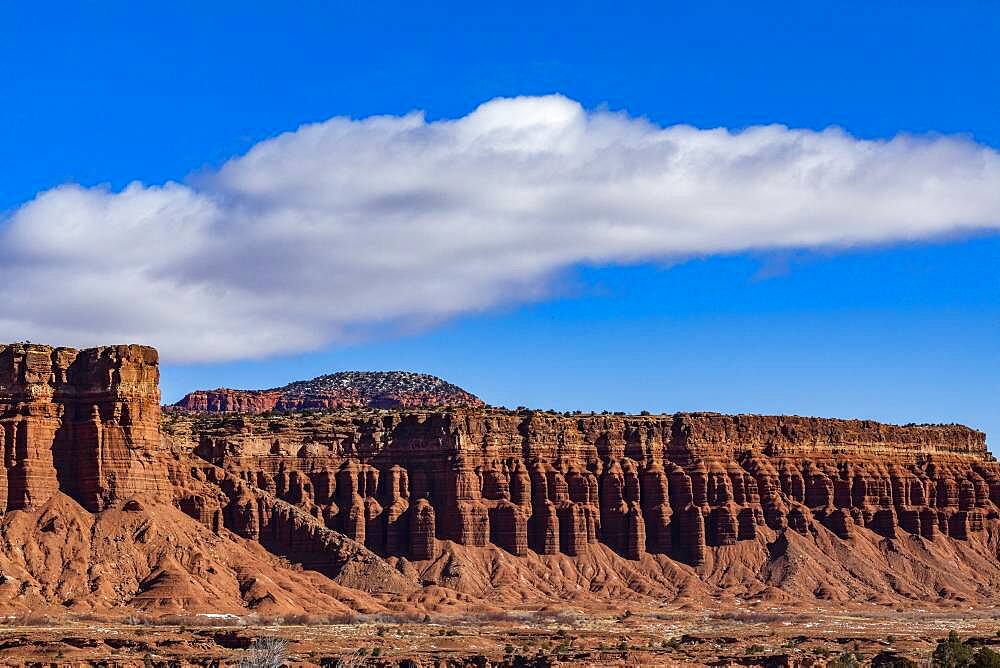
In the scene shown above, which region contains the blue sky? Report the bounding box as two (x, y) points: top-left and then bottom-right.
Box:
(2, 2), (998, 444)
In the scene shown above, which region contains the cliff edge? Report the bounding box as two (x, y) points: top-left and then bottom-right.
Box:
(2, 341), (1000, 617)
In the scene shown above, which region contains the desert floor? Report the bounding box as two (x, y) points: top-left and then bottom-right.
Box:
(0, 603), (998, 666)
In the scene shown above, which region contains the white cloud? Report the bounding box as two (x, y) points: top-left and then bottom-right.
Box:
(3, 95), (999, 362)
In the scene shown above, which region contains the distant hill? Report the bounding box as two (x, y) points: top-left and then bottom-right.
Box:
(172, 370), (484, 413)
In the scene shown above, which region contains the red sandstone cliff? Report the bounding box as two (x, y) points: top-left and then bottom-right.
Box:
(172, 370), (484, 414)
(3, 341), (1000, 617)
(171, 409), (998, 573)
(0, 343), (168, 512)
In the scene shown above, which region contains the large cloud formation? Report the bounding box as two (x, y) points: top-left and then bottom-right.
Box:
(4, 95), (1000, 362)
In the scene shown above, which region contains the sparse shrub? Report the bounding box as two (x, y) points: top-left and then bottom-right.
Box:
(640, 410), (651, 416)
(281, 613), (310, 625)
(20, 614), (53, 627)
(745, 644), (765, 655)
(871, 651), (918, 667)
(330, 648), (369, 668)
(238, 637), (287, 668)
(933, 630), (973, 667)
(711, 610), (799, 625)
(828, 651), (863, 668)
(962, 647), (1000, 668)
(370, 646), (382, 657)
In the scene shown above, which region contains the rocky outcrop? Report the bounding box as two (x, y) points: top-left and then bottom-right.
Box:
(176, 461), (414, 594)
(168, 408), (998, 568)
(0, 343), (169, 512)
(4, 340), (1000, 616)
(174, 388), (282, 414)
(172, 371), (484, 413)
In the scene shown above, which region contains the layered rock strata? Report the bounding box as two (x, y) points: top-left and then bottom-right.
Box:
(169, 409), (998, 567)
(171, 457), (414, 594)
(0, 343), (168, 512)
(4, 340), (999, 615)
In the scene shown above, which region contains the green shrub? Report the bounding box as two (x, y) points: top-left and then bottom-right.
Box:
(933, 631), (973, 667)
(871, 651), (917, 667)
(828, 651), (863, 668)
(972, 646), (1000, 668)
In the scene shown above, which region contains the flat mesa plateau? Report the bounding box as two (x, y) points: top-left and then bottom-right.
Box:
(1, 342), (999, 666)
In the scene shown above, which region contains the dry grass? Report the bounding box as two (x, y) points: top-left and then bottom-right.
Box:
(237, 637), (287, 668)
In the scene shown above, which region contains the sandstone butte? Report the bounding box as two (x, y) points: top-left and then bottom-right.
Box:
(2, 341), (1000, 620)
